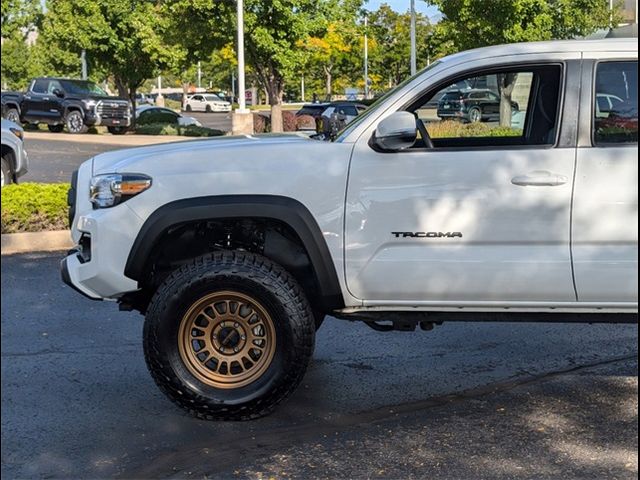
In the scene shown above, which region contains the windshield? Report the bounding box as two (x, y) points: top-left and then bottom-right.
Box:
(204, 94), (223, 102)
(333, 60), (442, 142)
(59, 80), (108, 96)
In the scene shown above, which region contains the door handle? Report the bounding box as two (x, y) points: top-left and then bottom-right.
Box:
(43, 97), (50, 101)
(511, 170), (568, 187)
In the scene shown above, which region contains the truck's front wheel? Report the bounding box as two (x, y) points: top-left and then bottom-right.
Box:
(143, 251), (315, 420)
(65, 110), (87, 134)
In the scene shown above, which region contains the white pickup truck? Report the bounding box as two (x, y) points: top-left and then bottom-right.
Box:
(62, 39), (638, 420)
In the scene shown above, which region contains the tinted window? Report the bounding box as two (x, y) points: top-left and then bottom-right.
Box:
(48, 80), (63, 94)
(59, 80), (107, 96)
(137, 108), (179, 125)
(441, 92), (462, 101)
(594, 61), (638, 145)
(32, 79), (49, 94)
(338, 105), (358, 116)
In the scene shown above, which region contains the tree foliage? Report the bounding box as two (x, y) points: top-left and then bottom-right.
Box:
(39, 0), (173, 121)
(428, 0), (619, 50)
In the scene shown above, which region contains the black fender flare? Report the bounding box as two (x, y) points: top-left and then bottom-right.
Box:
(124, 195), (345, 310)
(63, 102), (86, 119)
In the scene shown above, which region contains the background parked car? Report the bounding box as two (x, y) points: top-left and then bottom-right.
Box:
(317, 102), (367, 138)
(437, 89), (519, 123)
(296, 103), (330, 119)
(184, 94), (231, 113)
(1, 119), (29, 187)
(136, 105), (201, 126)
(135, 92), (153, 105)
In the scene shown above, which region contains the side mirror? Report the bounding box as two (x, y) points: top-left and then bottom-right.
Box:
(371, 111), (417, 152)
(52, 88), (65, 98)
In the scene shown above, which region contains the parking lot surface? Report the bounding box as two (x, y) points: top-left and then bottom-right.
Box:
(1, 253), (637, 479)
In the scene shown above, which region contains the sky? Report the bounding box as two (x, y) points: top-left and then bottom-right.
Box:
(364, 0), (441, 19)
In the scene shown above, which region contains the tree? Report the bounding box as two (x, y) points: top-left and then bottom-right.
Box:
(1, 0), (40, 38)
(40, 0), (173, 125)
(232, 0), (326, 132)
(1, 0), (42, 89)
(368, 5), (433, 89)
(159, 1), (228, 108)
(427, 0), (620, 125)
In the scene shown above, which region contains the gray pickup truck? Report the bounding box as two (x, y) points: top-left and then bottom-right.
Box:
(1, 77), (131, 134)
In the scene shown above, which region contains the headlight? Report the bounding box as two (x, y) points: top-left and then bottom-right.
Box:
(89, 173), (152, 208)
(9, 127), (23, 141)
(83, 99), (97, 108)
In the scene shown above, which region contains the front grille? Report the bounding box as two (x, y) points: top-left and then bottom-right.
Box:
(97, 101), (130, 119)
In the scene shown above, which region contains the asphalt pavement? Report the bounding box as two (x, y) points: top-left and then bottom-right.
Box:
(1, 252), (637, 479)
(20, 112), (232, 183)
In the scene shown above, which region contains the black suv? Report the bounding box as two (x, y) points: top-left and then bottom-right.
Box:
(437, 89), (518, 123)
(1, 78), (131, 134)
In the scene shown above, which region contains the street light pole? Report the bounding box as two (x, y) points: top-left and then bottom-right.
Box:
(410, 0), (417, 75)
(364, 14), (369, 100)
(236, 0), (248, 113)
(81, 50), (88, 80)
(197, 61), (202, 89)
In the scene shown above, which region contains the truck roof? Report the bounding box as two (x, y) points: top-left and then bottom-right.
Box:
(441, 38), (637, 66)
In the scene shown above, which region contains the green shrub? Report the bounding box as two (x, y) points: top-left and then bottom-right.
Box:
(134, 123), (224, 137)
(181, 125), (225, 137)
(164, 98), (182, 110)
(135, 123), (179, 135)
(428, 120), (522, 138)
(1, 183), (70, 233)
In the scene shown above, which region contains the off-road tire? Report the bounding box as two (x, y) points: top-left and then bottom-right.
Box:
(1, 157), (12, 187)
(48, 124), (64, 133)
(143, 250), (316, 420)
(65, 110), (87, 134)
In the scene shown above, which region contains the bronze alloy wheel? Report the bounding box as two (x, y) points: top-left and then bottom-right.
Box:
(178, 291), (277, 389)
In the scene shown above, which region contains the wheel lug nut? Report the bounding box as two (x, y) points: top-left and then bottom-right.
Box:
(234, 322), (239, 328)
(234, 347), (239, 352)
(241, 335), (246, 340)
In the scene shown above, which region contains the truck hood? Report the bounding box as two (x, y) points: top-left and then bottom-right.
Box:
(91, 134), (316, 175)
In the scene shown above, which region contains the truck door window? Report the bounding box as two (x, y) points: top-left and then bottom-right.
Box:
(32, 79), (49, 94)
(593, 61), (638, 145)
(47, 80), (63, 94)
(409, 64), (562, 148)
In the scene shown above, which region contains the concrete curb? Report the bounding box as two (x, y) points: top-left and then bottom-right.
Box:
(1, 230), (73, 255)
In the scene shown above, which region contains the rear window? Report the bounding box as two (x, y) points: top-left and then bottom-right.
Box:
(441, 92), (462, 101)
(594, 61), (638, 145)
(298, 105), (327, 116)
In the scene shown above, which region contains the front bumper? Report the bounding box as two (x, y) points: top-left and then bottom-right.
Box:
(61, 251), (101, 300)
(62, 162), (143, 299)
